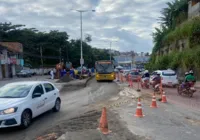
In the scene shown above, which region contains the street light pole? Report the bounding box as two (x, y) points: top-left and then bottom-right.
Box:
(80, 11), (83, 75)
(72, 9), (95, 76)
(110, 42), (112, 61)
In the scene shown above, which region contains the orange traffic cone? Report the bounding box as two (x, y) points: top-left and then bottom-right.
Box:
(135, 98), (144, 118)
(150, 93), (158, 108)
(98, 107), (111, 134)
(161, 92), (167, 103)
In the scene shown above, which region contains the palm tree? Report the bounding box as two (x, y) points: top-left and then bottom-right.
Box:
(159, 0), (188, 29)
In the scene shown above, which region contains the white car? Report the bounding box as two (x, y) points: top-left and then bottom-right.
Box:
(0, 81), (61, 128)
(150, 69), (178, 87)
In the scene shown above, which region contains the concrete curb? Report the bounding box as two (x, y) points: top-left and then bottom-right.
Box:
(85, 75), (95, 86)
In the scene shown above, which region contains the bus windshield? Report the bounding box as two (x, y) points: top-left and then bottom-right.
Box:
(96, 61), (114, 74)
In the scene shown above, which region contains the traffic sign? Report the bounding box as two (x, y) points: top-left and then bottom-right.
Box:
(80, 59), (84, 65)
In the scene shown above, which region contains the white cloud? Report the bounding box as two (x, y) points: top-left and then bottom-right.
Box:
(0, 0), (173, 52)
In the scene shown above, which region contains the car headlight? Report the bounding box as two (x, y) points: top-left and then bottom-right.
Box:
(0, 107), (18, 115)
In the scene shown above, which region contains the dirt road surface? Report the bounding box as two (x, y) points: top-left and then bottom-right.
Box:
(114, 81), (200, 140)
(0, 78), (140, 140)
(129, 81), (200, 111)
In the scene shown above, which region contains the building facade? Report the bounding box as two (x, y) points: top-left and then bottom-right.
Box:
(188, 0), (200, 19)
(114, 52), (150, 70)
(0, 42), (24, 79)
(114, 55), (132, 70)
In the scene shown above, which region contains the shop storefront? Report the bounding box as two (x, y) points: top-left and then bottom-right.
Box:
(0, 42), (23, 79)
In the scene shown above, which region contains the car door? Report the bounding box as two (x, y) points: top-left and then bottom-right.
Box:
(31, 84), (47, 117)
(43, 83), (57, 110)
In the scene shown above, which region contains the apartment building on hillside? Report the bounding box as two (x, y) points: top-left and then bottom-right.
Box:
(188, 0), (200, 18)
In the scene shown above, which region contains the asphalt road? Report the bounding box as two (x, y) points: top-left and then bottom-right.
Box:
(0, 78), (119, 140)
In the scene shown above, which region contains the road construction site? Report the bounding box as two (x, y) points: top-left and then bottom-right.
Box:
(0, 76), (200, 140)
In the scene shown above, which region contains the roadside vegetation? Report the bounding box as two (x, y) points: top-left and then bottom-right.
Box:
(147, 0), (200, 72)
(0, 23), (111, 68)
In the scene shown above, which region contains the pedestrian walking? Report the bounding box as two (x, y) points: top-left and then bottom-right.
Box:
(50, 69), (54, 79)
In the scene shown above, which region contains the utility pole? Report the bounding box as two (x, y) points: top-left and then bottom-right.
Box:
(40, 46), (44, 75)
(66, 44), (69, 62)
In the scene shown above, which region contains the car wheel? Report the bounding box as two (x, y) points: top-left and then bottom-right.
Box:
(21, 110), (32, 129)
(53, 98), (61, 112)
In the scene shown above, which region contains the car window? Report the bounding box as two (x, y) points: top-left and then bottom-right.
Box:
(33, 84), (44, 95)
(131, 72), (139, 75)
(0, 84), (32, 98)
(44, 83), (55, 93)
(162, 72), (176, 76)
(151, 72), (157, 75)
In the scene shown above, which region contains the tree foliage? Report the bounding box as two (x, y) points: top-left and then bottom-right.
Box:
(0, 22), (111, 68)
(152, 0), (188, 53)
(149, 0), (200, 71)
(146, 46), (200, 71)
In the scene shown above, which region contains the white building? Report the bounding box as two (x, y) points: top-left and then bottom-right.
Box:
(188, 0), (200, 19)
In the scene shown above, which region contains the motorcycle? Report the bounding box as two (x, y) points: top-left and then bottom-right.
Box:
(141, 79), (150, 89)
(177, 82), (196, 97)
(152, 82), (163, 94)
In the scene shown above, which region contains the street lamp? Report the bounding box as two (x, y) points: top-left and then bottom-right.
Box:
(71, 9), (95, 75)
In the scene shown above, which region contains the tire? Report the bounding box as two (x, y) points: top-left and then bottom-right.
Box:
(53, 98), (61, 112)
(21, 110), (32, 129)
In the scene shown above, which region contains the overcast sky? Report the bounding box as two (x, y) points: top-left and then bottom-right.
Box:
(0, 0), (173, 52)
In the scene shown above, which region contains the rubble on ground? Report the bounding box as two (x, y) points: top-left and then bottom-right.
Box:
(57, 75), (74, 83)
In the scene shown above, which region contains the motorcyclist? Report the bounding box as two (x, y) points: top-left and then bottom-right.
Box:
(181, 72), (189, 88)
(152, 73), (161, 89)
(141, 70), (150, 83)
(185, 70), (196, 86)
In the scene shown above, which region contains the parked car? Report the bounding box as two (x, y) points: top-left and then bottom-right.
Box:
(150, 69), (178, 87)
(16, 70), (32, 77)
(0, 81), (61, 128)
(130, 71), (140, 81)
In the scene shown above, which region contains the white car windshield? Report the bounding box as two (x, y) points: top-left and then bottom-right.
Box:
(0, 84), (32, 98)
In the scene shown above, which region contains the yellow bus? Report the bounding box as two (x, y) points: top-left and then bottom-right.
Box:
(95, 60), (115, 81)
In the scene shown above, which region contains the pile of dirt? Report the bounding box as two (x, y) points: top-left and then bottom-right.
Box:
(57, 75), (74, 83)
(35, 110), (101, 140)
